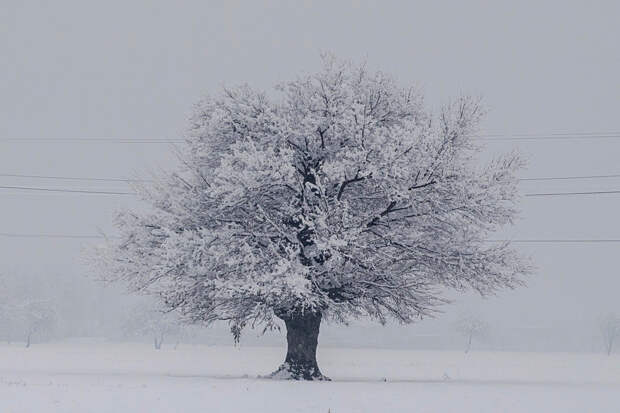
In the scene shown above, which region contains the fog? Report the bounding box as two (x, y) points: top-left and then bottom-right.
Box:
(2, 0), (620, 353)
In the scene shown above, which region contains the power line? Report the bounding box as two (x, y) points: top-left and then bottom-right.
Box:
(4, 172), (620, 184)
(481, 136), (620, 142)
(477, 131), (620, 142)
(2, 184), (620, 198)
(525, 190), (620, 197)
(0, 185), (134, 195)
(478, 131), (620, 137)
(0, 232), (115, 239)
(486, 239), (620, 244)
(0, 138), (183, 144)
(1, 231), (619, 244)
(519, 174), (620, 182)
(0, 173), (151, 183)
(3, 132), (620, 144)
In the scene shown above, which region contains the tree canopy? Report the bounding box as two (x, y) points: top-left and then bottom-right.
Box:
(95, 56), (530, 341)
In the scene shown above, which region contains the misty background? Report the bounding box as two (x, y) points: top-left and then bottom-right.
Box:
(1, 0), (619, 352)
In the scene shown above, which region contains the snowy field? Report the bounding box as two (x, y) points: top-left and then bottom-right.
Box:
(0, 342), (618, 412)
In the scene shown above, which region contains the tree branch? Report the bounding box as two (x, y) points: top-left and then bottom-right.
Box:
(367, 200), (397, 227)
(336, 172), (367, 201)
(409, 180), (436, 191)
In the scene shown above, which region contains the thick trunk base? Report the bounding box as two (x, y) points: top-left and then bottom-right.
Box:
(268, 310), (330, 381)
(269, 361), (330, 381)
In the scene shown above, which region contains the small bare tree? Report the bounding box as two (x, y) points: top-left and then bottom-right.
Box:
(600, 313), (620, 356)
(17, 300), (57, 348)
(456, 315), (488, 353)
(0, 272), (57, 347)
(123, 300), (183, 350)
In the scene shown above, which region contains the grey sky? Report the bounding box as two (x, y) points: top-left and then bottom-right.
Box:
(2, 0), (620, 340)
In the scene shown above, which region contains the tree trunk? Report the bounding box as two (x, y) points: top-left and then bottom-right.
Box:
(465, 333), (472, 353)
(154, 334), (164, 350)
(270, 310), (329, 381)
(25, 332), (32, 348)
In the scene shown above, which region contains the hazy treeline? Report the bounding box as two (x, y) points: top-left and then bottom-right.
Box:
(0, 270), (615, 354)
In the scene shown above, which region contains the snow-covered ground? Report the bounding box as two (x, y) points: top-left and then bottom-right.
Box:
(0, 341), (618, 412)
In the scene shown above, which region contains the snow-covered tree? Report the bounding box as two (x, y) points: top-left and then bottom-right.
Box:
(94, 56), (530, 380)
(455, 314), (488, 353)
(122, 300), (182, 350)
(0, 302), (18, 343)
(17, 299), (57, 347)
(600, 313), (620, 356)
(0, 272), (57, 346)
(0, 277), (16, 343)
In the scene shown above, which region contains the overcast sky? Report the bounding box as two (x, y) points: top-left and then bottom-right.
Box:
(2, 0), (620, 338)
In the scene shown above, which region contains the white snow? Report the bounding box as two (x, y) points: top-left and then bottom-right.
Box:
(0, 342), (618, 412)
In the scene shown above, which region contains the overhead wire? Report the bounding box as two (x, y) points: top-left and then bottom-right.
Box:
(3, 172), (620, 184)
(2, 232), (619, 244)
(3, 131), (620, 144)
